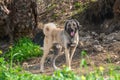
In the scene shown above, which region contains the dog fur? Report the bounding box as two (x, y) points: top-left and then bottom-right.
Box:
(40, 19), (81, 72)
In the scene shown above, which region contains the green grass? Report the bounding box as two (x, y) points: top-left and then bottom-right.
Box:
(4, 37), (43, 63)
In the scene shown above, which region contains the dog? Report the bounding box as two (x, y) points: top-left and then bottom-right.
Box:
(40, 19), (81, 72)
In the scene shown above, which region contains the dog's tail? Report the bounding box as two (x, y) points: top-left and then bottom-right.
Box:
(43, 23), (57, 36)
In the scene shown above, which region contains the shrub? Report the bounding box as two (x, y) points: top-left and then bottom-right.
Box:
(4, 37), (43, 62)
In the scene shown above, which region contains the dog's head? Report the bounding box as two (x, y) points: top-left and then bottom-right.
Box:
(64, 19), (81, 37)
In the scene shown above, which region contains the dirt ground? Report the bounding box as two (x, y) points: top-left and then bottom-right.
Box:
(22, 48), (120, 75)
(22, 30), (120, 75)
(0, 22), (120, 76)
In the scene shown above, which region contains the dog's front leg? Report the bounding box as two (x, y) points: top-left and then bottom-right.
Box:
(65, 49), (71, 69)
(70, 46), (77, 61)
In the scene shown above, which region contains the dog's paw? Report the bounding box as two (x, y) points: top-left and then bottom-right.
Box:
(54, 67), (61, 71)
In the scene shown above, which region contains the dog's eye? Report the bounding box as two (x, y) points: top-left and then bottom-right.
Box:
(73, 23), (76, 26)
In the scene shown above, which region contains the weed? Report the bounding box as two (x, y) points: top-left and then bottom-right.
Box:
(80, 50), (88, 68)
(53, 67), (80, 80)
(4, 37), (43, 63)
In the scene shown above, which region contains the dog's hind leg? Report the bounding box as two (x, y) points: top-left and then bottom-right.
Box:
(40, 50), (49, 73)
(40, 36), (52, 72)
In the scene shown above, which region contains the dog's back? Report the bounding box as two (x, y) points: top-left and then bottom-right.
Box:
(43, 23), (63, 43)
(43, 23), (57, 37)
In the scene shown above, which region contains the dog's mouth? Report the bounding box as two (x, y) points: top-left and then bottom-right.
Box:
(70, 31), (75, 37)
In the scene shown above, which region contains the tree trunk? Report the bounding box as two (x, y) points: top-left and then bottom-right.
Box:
(7, 0), (38, 40)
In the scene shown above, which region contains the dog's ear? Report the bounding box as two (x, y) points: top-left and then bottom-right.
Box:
(74, 19), (82, 30)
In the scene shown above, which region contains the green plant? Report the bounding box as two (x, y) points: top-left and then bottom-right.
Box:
(52, 13), (59, 19)
(74, 2), (82, 9)
(80, 50), (87, 68)
(1, 45), (120, 80)
(4, 37), (43, 62)
(0, 57), (51, 80)
(0, 57), (120, 80)
(85, 66), (120, 80)
(53, 67), (80, 80)
(74, 1), (89, 11)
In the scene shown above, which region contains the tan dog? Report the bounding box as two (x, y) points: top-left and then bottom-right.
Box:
(40, 19), (81, 72)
